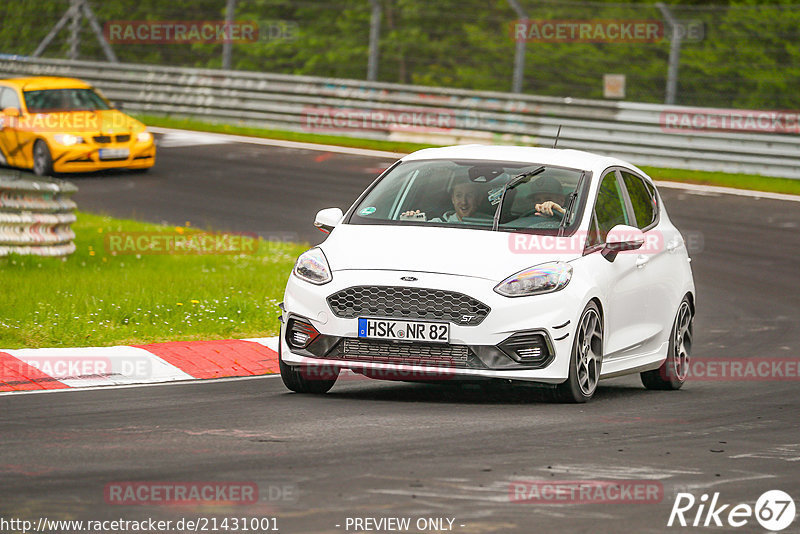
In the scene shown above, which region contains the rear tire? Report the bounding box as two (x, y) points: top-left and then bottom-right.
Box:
(32, 140), (54, 176)
(278, 343), (338, 394)
(555, 302), (603, 403)
(641, 297), (693, 390)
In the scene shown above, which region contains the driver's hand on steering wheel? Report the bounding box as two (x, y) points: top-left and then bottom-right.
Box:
(535, 201), (565, 217)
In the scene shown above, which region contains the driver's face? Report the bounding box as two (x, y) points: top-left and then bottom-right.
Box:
(451, 184), (480, 220)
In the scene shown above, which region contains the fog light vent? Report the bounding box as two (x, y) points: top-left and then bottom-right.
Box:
(498, 332), (552, 364)
(286, 318), (320, 349)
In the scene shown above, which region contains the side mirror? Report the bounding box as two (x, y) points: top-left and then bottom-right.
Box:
(602, 224), (644, 262)
(2, 107), (20, 118)
(314, 207), (343, 234)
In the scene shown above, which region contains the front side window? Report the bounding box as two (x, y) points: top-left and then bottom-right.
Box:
(590, 171), (629, 243)
(621, 171), (657, 229)
(348, 159), (586, 234)
(24, 88), (111, 112)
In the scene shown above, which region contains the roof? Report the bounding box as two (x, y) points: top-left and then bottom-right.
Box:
(0, 76), (92, 91)
(400, 145), (642, 176)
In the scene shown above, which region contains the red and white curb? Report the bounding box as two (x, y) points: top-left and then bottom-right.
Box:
(0, 337), (279, 394)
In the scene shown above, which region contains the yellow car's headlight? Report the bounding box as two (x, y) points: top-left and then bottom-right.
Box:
(137, 131), (153, 143)
(53, 134), (85, 146)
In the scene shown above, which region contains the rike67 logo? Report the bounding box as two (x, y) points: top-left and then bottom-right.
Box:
(668, 490), (796, 531)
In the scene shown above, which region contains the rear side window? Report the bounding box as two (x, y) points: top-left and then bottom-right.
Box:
(591, 171), (629, 243)
(621, 171), (657, 229)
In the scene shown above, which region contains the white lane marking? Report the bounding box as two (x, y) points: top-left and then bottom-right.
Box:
(542, 464), (701, 480)
(148, 126), (404, 159)
(150, 127), (800, 202)
(730, 443), (800, 462)
(243, 337), (280, 352)
(655, 180), (800, 203)
(5, 345), (193, 388)
(0, 373), (281, 397)
(155, 130), (234, 148)
(673, 472), (777, 493)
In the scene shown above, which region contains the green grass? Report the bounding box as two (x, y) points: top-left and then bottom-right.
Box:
(0, 212), (308, 349)
(137, 113), (800, 196)
(135, 114), (439, 155)
(640, 166), (800, 196)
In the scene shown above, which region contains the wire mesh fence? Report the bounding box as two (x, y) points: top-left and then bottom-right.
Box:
(1, 0), (798, 110)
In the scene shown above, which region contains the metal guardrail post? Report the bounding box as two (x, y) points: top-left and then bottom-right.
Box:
(222, 0), (237, 70)
(0, 170), (78, 257)
(657, 2), (682, 106)
(508, 0), (527, 94)
(367, 0), (382, 82)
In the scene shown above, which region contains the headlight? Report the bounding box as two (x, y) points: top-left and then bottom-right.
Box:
(137, 131), (153, 143)
(494, 261), (572, 297)
(53, 134), (85, 146)
(293, 247), (332, 285)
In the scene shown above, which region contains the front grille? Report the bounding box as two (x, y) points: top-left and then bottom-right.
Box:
(327, 286), (490, 326)
(116, 134), (130, 143)
(93, 135), (111, 144)
(334, 338), (478, 368)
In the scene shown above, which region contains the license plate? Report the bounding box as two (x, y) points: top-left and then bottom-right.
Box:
(358, 318), (449, 343)
(98, 148), (129, 160)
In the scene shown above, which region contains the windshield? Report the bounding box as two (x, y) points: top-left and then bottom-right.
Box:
(349, 159), (587, 234)
(24, 88), (111, 112)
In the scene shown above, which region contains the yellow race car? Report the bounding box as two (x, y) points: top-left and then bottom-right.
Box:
(0, 76), (155, 175)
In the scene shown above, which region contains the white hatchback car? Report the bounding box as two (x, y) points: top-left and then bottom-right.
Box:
(279, 146), (695, 402)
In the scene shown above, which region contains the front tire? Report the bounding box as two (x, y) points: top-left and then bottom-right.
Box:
(278, 343), (339, 394)
(641, 297), (693, 390)
(32, 140), (54, 176)
(555, 302), (603, 403)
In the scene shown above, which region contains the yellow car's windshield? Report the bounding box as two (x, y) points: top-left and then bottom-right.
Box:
(24, 88), (111, 113)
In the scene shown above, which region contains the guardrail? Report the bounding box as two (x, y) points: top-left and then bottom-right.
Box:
(0, 169), (77, 257)
(1, 57), (799, 178)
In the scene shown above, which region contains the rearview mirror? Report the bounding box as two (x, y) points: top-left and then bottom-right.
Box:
(602, 224), (644, 261)
(314, 207), (343, 234)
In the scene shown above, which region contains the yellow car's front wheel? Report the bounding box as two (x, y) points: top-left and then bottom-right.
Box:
(32, 140), (54, 176)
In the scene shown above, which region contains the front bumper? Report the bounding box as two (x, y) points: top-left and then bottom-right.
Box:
(281, 269), (581, 384)
(51, 141), (156, 172)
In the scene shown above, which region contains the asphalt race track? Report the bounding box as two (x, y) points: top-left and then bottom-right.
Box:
(2, 132), (799, 533)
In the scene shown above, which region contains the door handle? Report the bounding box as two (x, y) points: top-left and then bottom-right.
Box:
(635, 255), (650, 268)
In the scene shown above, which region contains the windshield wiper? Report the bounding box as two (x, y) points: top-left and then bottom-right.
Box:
(557, 171), (586, 236)
(492, 166), (546, 231)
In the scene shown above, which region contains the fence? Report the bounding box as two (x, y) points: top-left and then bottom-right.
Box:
(0, 169), (77, 257)
(1, 56), (799, 179)
(5, 0), (800, 110)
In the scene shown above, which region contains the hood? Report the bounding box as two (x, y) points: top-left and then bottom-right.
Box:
(321, 224), (583, 281)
